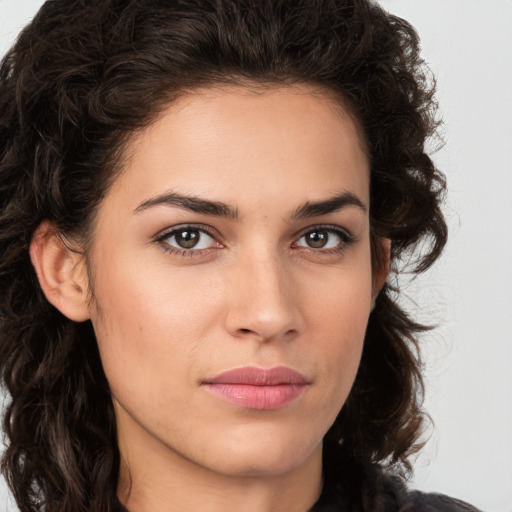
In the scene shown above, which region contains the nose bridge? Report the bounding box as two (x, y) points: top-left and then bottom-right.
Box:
(225, 247), (302, 342)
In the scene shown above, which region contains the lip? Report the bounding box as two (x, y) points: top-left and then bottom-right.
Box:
(202, 366), (310, 410)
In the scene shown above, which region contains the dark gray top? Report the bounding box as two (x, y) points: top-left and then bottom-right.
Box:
(310, 463), (480, 512)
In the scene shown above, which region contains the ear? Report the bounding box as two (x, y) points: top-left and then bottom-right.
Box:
(372, 237), (391, 302)
(29, 221), (90, 322)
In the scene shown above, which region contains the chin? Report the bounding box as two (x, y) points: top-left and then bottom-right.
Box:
(200, 427), (322, 478)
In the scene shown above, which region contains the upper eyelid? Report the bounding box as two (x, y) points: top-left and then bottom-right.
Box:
(155, 223), (220, 242)
(293, 224), (354, 240)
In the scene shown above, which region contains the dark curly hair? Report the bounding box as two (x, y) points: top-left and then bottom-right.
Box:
(0, 0), (446, 510)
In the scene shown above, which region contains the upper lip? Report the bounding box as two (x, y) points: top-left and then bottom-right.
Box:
(203, 366), (309, 386)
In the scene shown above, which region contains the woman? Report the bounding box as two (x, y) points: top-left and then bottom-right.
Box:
(0, 0), (479, 511)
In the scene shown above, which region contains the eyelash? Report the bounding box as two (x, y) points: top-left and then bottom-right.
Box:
(294, 225), (356, 254)
(155, 224), (222, 258)
(155, 224), (355, 257)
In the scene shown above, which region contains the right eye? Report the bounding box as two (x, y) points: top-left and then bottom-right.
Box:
(156, 225), (223, 255)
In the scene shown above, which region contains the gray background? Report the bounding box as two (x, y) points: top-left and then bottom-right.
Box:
(1, 1), (511, 510)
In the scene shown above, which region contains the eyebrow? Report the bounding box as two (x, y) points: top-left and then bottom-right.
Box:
(291, 191), (366, 220)
(135, 191), (239, 219)
(134, 190), (366, 220)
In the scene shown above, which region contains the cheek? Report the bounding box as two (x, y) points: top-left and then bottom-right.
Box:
(88, 256), (222, 398)
(303, 248), (372, 335)
(302, 259), (372, 403)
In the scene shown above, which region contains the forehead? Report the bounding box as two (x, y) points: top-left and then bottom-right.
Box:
(105, 84), (370, 215)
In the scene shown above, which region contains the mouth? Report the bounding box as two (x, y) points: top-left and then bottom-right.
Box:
(201, 366), (310, 410)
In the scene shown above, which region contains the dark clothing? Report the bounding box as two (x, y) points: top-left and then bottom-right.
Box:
(399, 491), (480, 512)
(312, 489), (480, 511)
(311, 461), (480, 512)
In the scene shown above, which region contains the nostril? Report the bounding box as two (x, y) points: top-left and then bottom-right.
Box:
(283, 328), (298, 340)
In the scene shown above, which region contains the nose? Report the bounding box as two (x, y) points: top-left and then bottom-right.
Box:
(223, 252), (304, 343)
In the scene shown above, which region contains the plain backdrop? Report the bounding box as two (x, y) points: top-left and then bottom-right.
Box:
(1, 1), (511, 511)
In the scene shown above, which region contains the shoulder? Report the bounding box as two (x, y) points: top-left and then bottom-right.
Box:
(312, 487), (480, 512)
(400, 490), (481, 512)
(312, 462), (481, 512)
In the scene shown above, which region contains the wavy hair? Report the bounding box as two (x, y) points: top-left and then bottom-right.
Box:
(0, 0), (446, 510)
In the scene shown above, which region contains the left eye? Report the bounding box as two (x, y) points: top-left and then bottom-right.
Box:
(296, 228), (345, 249)
(159, 227), (217, 250)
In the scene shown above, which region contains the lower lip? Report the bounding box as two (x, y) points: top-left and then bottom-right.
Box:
(203, 383), (307, 410)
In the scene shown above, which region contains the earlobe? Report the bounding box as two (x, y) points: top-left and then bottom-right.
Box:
(372, 237), (391, 302)
(29, 221), (90, 322)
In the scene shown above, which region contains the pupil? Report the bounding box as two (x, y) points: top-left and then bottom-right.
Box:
(176, 229), (199, 248)
(307, 230), (328, 248)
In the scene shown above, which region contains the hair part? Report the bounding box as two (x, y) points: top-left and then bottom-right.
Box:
(0, 1), (446, 510)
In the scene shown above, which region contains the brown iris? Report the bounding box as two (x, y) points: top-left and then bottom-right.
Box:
(304, 230), (329, 248)
(175, 229), (200, 248)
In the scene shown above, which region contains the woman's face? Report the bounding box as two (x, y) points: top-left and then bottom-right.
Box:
(85, 85), (380, 480)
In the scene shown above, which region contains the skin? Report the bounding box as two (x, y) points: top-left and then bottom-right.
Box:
(32, 84), (388, 512)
